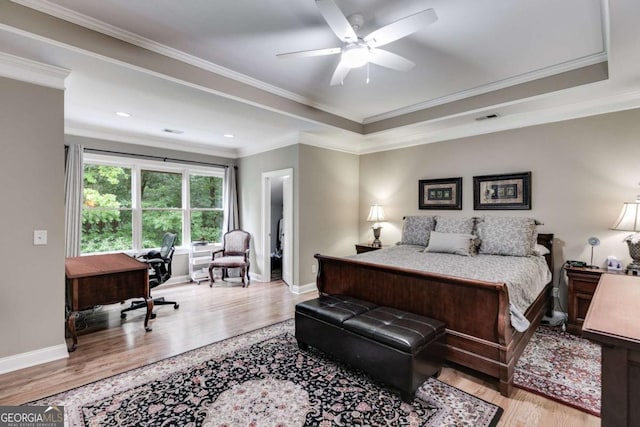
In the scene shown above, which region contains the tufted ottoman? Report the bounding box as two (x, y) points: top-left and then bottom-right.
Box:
(295, 295), (446, 401)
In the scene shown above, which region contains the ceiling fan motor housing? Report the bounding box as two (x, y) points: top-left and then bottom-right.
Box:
(347, 13), (364, 31)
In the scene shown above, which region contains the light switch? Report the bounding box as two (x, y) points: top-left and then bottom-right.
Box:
(33, 230), (47, 245)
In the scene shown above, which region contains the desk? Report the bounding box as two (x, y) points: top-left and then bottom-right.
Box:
(582, 274), (640, 427)
(65, 253), (152, 352)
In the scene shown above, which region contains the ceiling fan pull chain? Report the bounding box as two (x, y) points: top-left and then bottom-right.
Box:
(366, 62), (370, 84)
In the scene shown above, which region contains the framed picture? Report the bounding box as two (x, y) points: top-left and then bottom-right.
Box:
(419, 177), (462, 210)
(473, 172), (531, 210)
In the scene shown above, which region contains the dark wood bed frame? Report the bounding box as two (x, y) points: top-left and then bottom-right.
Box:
(314, 233), (554, 397)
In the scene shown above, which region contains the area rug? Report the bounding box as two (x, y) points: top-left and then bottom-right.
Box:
(514, 325), (601, 416)
(29, 320), (502, 426)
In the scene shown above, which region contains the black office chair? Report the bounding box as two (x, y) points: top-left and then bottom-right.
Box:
(121, 232), (180, 319)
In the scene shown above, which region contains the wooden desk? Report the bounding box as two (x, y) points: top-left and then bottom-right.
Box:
(582, 274), (640, 427)
(65, 253), (152, 352)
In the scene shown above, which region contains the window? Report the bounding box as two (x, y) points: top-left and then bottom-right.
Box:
(82, 164), (132, 253)
(190, 174), (224, 244)
(81, 155), (225, 254)
(141, 170), (182, 248)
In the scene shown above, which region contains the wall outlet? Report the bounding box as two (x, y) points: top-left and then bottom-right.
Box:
(552, 287), (559, 298)
(311, 264), (317, 274)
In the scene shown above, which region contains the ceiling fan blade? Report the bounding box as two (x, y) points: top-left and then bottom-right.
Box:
(277, 47), (342, 59)
(315, 0), (358, 42)
(368, 49), (415, 71)
(330, 61), (352, 86)
(364, 8), (437, 48)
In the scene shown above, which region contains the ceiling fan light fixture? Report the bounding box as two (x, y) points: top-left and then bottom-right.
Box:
(341, 43), (370, 68)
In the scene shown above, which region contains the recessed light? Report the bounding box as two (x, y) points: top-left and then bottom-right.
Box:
(223, 134), (235, 138)
(163, 128), (184, 134)
(115, 111), (131, 118)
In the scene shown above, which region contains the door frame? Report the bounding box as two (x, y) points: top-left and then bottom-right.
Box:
(261, 168), (293, 286)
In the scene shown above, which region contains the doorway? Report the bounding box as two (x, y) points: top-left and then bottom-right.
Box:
(262, 169), (293, 286)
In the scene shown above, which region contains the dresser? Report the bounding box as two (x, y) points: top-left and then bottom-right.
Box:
(582, 273), (640, 427)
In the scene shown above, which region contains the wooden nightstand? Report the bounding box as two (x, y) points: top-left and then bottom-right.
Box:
(565, 265), (604, 335)
(355, 243), (384, 254)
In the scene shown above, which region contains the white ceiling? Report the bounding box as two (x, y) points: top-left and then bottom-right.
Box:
(1, 0), (639, 157)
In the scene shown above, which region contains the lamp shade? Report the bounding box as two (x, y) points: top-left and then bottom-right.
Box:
(366, 204), (385, 223)
(611, 199), (640, 232)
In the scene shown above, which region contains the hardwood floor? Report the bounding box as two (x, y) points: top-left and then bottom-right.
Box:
(0, 280), (599, 426)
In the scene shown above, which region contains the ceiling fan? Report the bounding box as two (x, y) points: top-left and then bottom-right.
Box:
(277, 0), (438, 85)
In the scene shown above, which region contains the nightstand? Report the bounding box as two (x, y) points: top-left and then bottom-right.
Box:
(565, 265), (603, 335)
(355, 243), (385, 254)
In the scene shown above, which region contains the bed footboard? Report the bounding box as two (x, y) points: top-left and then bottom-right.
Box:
(314, 253), (550, 396)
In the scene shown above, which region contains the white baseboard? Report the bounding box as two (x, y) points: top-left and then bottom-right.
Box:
(289, 282), (317, 295)
(166, 275), (191, 285)
(0, 343), (68, 375)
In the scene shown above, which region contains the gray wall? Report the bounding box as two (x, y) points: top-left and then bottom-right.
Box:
(0, 76), (65, 358)
(359, 108), (640, 303)
(298, 144), (359, 285)
(238, 143), (359, 287)
(238, 144), (299, 283)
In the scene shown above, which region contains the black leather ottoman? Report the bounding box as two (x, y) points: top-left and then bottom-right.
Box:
(295, 296), (446, 402)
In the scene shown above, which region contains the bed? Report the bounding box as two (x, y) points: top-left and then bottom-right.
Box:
(314, 215), (554, 397)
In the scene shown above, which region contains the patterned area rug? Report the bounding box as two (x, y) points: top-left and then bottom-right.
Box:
(514, 325), (601, 416)
(30, 320), (502, 426)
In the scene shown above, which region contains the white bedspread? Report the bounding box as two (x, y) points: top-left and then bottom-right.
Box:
(349, 245), (552, 332)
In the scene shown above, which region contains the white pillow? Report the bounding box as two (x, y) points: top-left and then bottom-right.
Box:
(424, 231), (476, 256)
(533, 243), (550, 256)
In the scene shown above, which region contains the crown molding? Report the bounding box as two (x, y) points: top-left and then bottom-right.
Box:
(10, 0), (360, 123)
(65, 124), (239, 159)
(358, 85), (640, 155)
(363, 53), (608, 124)
(235, 133), (300, 158)
(0, 50), (70, 89)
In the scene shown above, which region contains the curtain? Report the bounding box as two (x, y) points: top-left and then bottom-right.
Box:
(223, 166), (239, 232)
(64, 144), (84, 257)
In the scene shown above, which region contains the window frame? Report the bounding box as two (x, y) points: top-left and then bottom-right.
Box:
(83, 153), (225, 254)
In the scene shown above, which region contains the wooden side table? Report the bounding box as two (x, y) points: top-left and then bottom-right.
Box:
(565, 265), (603, 335)
(355, 243), (385, 254)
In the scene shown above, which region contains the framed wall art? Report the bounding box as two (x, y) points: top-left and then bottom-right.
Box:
(473, 172), (531, 210)
(419, 177), (462, 210)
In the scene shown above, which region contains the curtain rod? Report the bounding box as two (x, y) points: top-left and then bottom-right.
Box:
(82, 147), (231, 169)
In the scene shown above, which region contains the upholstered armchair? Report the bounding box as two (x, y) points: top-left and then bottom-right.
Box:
(208, 229), (251, 287)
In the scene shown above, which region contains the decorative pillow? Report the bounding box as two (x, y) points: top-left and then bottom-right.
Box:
(476, 216), (537, 256)
(424, 231), (476, 256)
(434, 216), (475, 234)
(398, 216), (435, 247)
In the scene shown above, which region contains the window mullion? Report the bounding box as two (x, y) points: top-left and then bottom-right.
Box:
(132, 165), (142, 251)
(183, 170), (190, 247)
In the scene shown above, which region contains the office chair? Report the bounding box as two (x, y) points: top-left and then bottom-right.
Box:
(208, 229), (251, 287)
(121, 232), (180, 319)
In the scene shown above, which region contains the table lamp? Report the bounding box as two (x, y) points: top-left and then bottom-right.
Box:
(610, 194), (640, 274)
(367, 204), (385, 247)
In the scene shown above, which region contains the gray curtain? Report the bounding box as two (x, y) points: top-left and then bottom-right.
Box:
(223, 166), (239, 232)
(64, 144), (84, 257)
